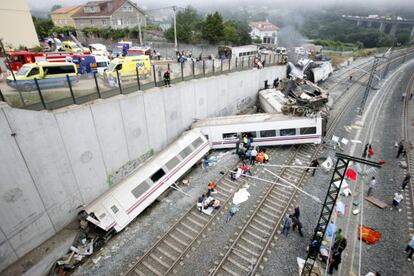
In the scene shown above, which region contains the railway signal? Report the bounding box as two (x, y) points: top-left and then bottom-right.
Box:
(300, 153), (382, 276)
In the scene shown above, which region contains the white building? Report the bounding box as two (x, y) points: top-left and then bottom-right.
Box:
(249, 20), (279, 45)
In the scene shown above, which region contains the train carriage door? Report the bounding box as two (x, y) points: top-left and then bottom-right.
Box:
(102, 196), (130, 231)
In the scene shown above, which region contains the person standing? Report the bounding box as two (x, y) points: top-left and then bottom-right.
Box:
(403, 235), (414, 260)
(400, 174), (411, 191)
(367, 145), (374, 158)
(250, 147), (257, 165)
(293, 207), (300, 219)
(282, 215), (292, 236)
(391, 192), (404, 212)
(327, 249), (342, 274)
(397, 141), (405, 158)
(362, 143), (369, 158)
(367, 177), (376, 196)
(292, 216), (304, 237)
(163, 70), (171, 87)
(306, 159), (319, 176)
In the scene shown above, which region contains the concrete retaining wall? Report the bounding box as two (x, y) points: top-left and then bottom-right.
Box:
(0, 65), (286, 271)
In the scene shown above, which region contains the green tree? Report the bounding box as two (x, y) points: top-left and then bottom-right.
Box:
(202, 12), (224, 44)
(222, 20), (252, 46)
(164, 6), (202, 44)
(32, 16), (54, 37)
(223, 22), (238, 45)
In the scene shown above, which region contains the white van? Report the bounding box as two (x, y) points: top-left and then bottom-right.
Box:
(94, 55), (110, 75)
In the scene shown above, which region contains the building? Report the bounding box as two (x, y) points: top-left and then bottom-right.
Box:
(249, 20), (279, 45)
(72, 0), (146, 30)
(51, 5), (82, 27)
(0, 0), (38, 48)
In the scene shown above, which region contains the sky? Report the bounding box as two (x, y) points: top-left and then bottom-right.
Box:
(27, 0), (414, 11)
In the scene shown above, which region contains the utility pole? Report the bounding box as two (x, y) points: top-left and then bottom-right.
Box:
(138, 23), (143, 46)
(300, 153), (382, 276)
(358, 57), (380, 115)
(172, 6), (178, 52)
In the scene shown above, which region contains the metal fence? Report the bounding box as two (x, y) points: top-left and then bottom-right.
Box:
(0, 54), (286, 111)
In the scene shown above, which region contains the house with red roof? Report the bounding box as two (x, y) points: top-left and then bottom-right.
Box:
(249, 20), (279, 45)
(51, 5), (82, 27)
(72, 0), (146, 29)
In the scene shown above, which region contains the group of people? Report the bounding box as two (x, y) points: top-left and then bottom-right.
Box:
(236, 134), (269, 164)
(197, 181), (221, 212)
(282, 207), (303, 237)
(230, 163), (253, 181)
(362, 143), (375, 158)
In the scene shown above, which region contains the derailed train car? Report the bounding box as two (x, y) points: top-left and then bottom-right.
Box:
(192, 113), (324, 149)
(82, 129), (210, 232)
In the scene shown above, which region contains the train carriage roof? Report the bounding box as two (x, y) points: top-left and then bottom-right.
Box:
(192, 113), (320, 128)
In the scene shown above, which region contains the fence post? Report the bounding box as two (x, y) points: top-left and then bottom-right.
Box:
(116, 69), (123, 94)
(181, 62), (184, 81)
(93, 72), (101, 98)
(168, 63), (170, 71)
(136, 67), (141, 90)
(220, 59), (223, 73)
(152, 65), (157, 87)
(0, 88), (5, 102)
(34, 78), (46, 109)
(203, 60), (205, 77)
(192, 60), (195, 78)
(241, 57), (244, 69)
(212, 59), (215, 75)
(228, 59), (231, 72)
(248, 56), (251, 69)
(66, 75), (76, 104)
(236, 57), (238, 70)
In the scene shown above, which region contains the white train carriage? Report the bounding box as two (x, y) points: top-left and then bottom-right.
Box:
(83, 129), (210, 232)
(192, 113), (323, 149)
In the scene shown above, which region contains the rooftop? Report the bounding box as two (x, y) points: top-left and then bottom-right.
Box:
(249, 20), (279, 32)
(51, 5), (81, 14)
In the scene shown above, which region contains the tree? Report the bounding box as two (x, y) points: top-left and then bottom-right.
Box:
(164, 6), (202, 44)
(223, 22), (238, 45)
(32, 16), (54, 37)
(223, 20), (252, 46)
(201, 12), (224, 44)
(51, 4), (62, 12)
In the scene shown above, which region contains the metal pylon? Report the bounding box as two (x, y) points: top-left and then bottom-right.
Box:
(300, 153), (382, 276)
(358, 57), (380, 115)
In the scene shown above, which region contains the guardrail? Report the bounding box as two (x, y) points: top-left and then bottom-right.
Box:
(0, 54), (286, 111)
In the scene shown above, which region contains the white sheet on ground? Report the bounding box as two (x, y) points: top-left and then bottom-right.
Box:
(233, 188), (250, 205)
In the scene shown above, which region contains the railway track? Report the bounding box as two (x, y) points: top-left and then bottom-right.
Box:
(121, 50), (414, 276)
(402, 72), (414, 236)
(209, 50), (414, 276)
(123, 170), (254, 276)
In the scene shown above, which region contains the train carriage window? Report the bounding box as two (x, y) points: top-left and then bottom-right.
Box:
(131, 181), (151, 198)
(111, 205), (119, 214)
(260, 130), (276, 137)
(280, 128), (296, 136)
(242, 131), (257, 138)
(99, 213), (106, 220)
(151, 168), (166, 183)
(192, 137), (204, 149)
(223, 133), (238, 140)
(300, 127), (317, 135)
(166, 156), (181, 171)
(179, 146), (193, 159)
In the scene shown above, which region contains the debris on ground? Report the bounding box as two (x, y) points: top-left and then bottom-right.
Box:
(358, 225), (381, 244)
(365, 196), (388, 209)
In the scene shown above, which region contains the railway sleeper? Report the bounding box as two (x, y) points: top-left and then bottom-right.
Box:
(186, 215), (207, 228)
(169, 233), (190, 247)
(241, 236), (265, 250)
(180, 221), (200, 234)
(245, 229), (268, 242)
(264, 199), (285, 209)
(220, 179), (238, 189)
(163, 238), (184, 254)
(221, 264), (241, 276)
(141, 260), (163, 276)
(253, 218), (274, 230)
(249, 223), (271, 236)
(133, 268), (148, 276)
(255, 212), (275, 224)
(217, 185), (233, 194)
(236, 243), (261, 257)
(190, 211), (210, 222)
(260, 205), (279, 218)
(227, 256), (250, 272)
(155, 246), (178, 261)
(270, 191), (291, 200)
(175, 226), (196, 240)
(149, 253), (171, 269)
(263, 201), (283, 212)
(231, 249), (257, 264)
